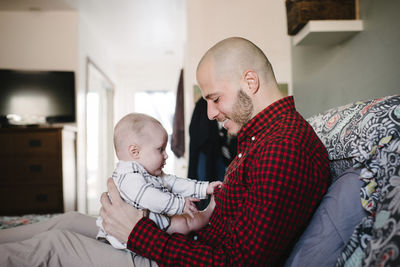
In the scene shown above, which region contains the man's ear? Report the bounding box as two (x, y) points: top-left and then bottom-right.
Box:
(242, 70), (260, 95)
(128, 144), (140, 159)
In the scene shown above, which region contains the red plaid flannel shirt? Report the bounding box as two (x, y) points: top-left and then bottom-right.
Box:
(127, 96), (330, 266)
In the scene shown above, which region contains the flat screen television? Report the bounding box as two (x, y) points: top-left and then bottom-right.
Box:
(0, 69), (76, 126)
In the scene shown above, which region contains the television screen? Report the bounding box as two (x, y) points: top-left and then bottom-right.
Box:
(0, 69), (76, 126)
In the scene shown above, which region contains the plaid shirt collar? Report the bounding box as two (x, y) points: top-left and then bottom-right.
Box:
(238, 96), (295, 143)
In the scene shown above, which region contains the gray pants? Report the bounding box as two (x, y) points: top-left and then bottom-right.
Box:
(0, 212), (157, 267)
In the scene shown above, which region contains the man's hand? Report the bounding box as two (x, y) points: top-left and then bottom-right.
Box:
(167, 194), (216, 235)
(100, 178), (144, 243)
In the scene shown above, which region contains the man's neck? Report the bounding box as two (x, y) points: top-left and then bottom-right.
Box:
(252, 85), (285, 117)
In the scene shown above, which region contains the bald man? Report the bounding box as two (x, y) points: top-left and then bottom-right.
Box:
(100, 37), (331, 266)
(0, 37), (330, 266)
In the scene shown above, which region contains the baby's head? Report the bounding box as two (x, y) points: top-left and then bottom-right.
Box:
(114, 113), (168, 176)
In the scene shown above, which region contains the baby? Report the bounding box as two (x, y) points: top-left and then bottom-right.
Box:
(97, 113), (222, 249)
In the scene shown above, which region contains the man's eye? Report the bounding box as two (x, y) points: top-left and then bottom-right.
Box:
(213, 97), (219, 103)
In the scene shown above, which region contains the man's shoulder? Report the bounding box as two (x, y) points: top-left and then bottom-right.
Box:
(278, 111), (321, 142)
(253, 115), (324, 156)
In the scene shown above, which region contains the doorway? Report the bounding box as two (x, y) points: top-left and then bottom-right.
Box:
(86, 58), (115, 215)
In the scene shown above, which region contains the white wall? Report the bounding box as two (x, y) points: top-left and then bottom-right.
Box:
(0, 10), (78, 70)
(292, 0), (400, 118)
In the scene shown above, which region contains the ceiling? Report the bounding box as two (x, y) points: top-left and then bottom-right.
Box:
(0, 0), (186, 64)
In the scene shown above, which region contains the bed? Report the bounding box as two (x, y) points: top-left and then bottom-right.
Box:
(0, 214), (58, 230)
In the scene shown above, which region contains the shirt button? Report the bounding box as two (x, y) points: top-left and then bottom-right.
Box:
(238, 153), (242, 158)
(251, 136), (255, 141)
(193, 235), (198, 241)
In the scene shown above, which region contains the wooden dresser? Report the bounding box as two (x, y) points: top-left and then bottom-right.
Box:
(0, 126), (77, 215)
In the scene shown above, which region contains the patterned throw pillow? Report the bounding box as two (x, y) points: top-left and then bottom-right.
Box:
(307, 95), (400, 266)
(307, 95), (400, 181)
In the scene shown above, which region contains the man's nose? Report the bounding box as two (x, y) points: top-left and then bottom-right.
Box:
(207, 102), (219, 120)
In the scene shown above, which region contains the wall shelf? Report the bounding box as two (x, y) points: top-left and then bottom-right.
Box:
(292, 20), (363, 46)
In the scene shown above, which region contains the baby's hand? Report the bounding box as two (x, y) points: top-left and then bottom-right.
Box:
(206, 181), (223, 195)
(183, 197), (200, 218)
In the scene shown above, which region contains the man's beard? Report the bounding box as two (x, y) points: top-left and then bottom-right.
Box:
(230, 89), (253, 129)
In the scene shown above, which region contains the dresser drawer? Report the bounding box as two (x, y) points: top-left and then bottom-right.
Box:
(0, 184), (63, 215)
(0, 126), (76, 214)
(0, 157), (62, 184)
(0, 131), (61, 156)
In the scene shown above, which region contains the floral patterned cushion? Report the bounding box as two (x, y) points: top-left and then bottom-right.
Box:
(307, 95), (400, 180)
(307, 95), (400, 267)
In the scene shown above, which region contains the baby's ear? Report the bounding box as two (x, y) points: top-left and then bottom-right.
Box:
(128, 144), (140, 159)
